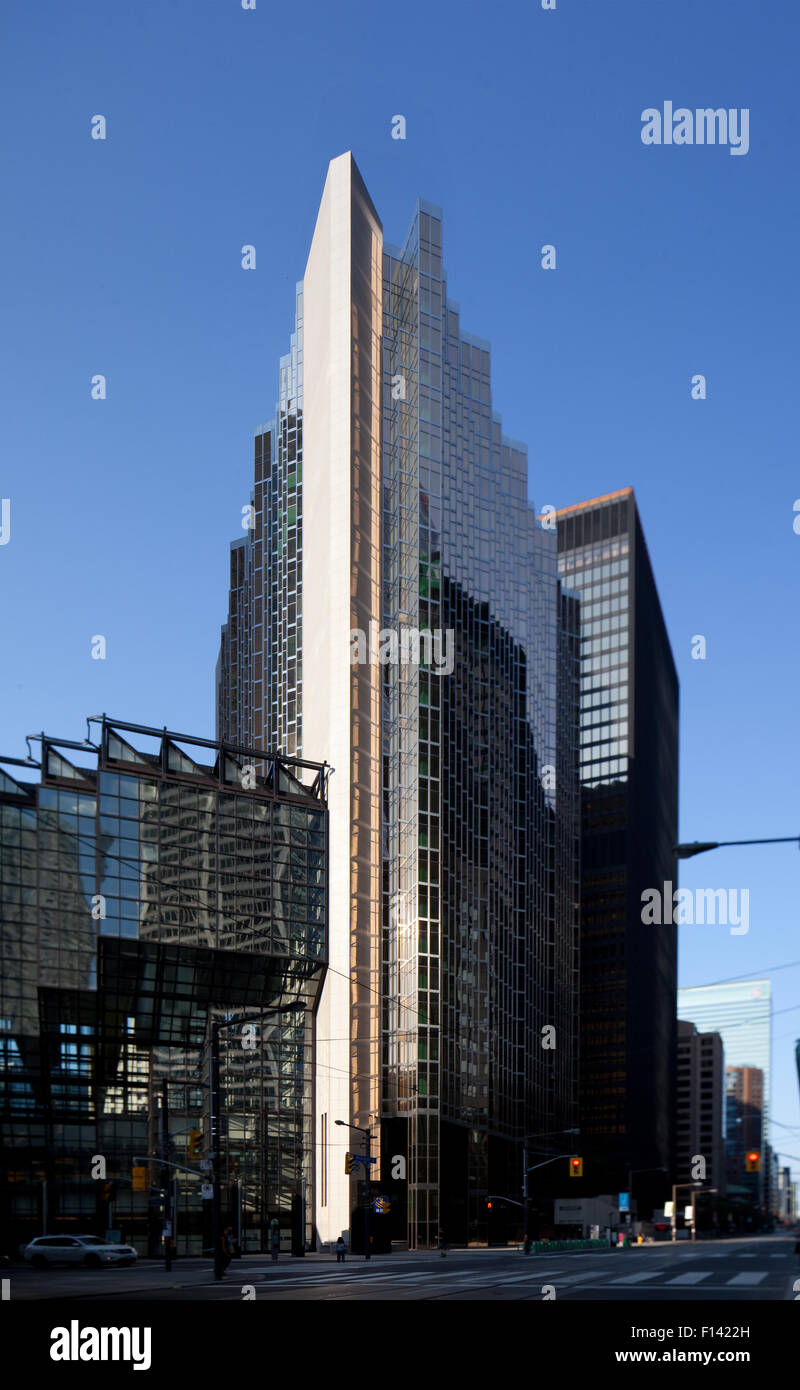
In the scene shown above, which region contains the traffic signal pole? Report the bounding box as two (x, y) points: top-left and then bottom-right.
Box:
(519, 1154), (577, 1252)
(364, 1128), (372, 1261)
(160, 1090), (172, 1272)
(210, 1020), (224, 1281)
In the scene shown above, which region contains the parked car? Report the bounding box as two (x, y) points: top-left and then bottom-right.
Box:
(24, 1235), (137, 1268)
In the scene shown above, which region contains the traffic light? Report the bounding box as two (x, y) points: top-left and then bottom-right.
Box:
(131, 1166), (147, 1192)
(569, 1156), (583, 1178)
(102, 1181), (115, 1202)
(745, 1150), (760, 1173)
(189, 1128), (203, 1158)
(486, 1201), (493, 1210)
(345, 1152), (354, 1174)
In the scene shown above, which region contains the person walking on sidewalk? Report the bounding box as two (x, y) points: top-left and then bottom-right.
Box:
(335, 1236), (346, 1263)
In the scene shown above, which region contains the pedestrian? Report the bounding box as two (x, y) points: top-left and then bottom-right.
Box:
(437, 1231), (447, 1258)
(270, 1219), (280, 1263)
(219, 1226), (235, 1277)
(335, 1236), (346, 1263)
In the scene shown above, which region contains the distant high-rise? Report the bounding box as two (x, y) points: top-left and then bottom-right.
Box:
(679, 979), (772, 1210)
(217, 153), (581, 1249)
(555, 489), (679, 1216)
(678, 980), (772, 1141)
(676, 1021), (725, 1194)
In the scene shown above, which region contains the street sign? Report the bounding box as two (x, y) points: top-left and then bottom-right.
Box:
(618, 1192), (630, 1211)
(199, 1159), (213, 1172)
(201, 1182), (213, 1199)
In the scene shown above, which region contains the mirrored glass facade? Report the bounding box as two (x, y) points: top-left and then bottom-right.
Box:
(217, 155), (581, 1248)
(0, 719), (328, 1255)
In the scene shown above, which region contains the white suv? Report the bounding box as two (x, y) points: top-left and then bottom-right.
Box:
(24, 1235), (137, 1268)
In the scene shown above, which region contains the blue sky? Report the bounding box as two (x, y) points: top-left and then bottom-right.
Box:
(2, 0), (799, 1170)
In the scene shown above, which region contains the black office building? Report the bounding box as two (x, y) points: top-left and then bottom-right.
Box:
(556, 489), (678, 1217)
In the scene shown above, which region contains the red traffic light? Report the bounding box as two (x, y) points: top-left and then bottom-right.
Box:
(486, 1201), (492, 1209)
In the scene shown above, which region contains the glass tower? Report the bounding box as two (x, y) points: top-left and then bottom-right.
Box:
(217, 153), (581, 1249)
(0, 717), (328, 1255)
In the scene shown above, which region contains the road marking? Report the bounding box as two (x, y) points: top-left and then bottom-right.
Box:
(606, 1271), (662, 1285)
(492, 1271), (566, 1285)
(664, 1271), (713, 1285)
(726, 1271), (769, 1286)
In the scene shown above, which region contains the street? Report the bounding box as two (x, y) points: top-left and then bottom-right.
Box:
(7, 1233), (797, 1301)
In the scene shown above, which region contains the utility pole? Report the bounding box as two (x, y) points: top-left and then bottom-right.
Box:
(336, 1119), (374, 1257)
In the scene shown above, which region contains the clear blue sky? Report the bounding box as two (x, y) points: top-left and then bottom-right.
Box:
(2, 0), (798, 1174)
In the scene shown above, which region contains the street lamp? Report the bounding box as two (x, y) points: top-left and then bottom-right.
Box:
(208, 1001), (305, 1280)
(674, 836), (799, 860)
(336, 1119), (375, 1259)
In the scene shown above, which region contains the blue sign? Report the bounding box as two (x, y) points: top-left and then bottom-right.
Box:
(618, 1192), (630, 1211)
(352, 1155), (378, 1165)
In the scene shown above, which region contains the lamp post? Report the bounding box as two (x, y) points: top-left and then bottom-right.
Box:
(336, 1119), (374, 1258)
(208, 1001), (305, 1281)
(674, 836), (798, 859)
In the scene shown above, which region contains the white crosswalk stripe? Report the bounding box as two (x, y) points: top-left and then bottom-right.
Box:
(664, 1271), (713, 1285)
(606, 1271), (662, 1285)
(726, 1271), (769, 1285)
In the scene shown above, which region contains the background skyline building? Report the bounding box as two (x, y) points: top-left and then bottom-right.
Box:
(217, 152), (581, 1248)
(676, 1020), (725, 1195)
(555, 489), (679, 1217)
(679, 979), (772, 1212)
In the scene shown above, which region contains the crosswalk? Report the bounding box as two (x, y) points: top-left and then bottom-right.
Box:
(226, 1258), (781, 1294)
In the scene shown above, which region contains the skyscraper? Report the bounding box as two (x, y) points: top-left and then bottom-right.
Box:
(555, 489), (679, 1215)
(217, 153), (581, 1248)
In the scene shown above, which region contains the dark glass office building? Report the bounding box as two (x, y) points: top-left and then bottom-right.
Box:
(0, 717), (328, 1255)
(556, 489), (679, 1217)
(217, 153), (581, 1248)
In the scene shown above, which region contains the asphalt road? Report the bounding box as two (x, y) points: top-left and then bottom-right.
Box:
(7, 1233), (798, 1301)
